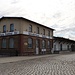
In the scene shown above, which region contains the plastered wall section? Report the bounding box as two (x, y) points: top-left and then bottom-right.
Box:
(21, 19), (53, 37)
(0, 18), (21, 33)
(0, 18), (53, 38)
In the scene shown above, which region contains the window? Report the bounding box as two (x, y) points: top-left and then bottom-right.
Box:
(9, 38), (14, 48)
(28, 38), (33, 48)
(10, 24), (14, 32)
(48, 41), (50, 48)
(42, 40), (46, 49)
(3, 25), (6, 33)
(36, 40), (39, 48)
(48, 30), (50, 37)
(37, 27), (39, 34)
(2, 39), (6, 48)
(43, 29), (45, 35)
(29, 25), (32, 32)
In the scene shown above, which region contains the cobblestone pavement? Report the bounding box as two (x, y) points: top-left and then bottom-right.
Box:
(0, 54), (75, 75)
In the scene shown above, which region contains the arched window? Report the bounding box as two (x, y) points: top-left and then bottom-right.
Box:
(28, 38), (33, 48)
(42, 40), (46, 49)
(36, 40), (39, 48)
(10, 24), (14, 32)
(37, 27), (39, 34)
(3, 25), (6, 33)
(9, 38), (14, 48)
(43, 29), (45, 35)
(48, 41), (50, 48)
(2, 39), (6, 48)
(29, 25), (32, 32)
(48, 30), (50, 37)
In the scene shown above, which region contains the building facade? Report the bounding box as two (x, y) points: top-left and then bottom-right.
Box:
(53, 37), (75, 53)
(0, 17), (54, 56)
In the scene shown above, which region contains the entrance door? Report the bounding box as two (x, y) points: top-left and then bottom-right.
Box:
(36, 40), (39, 54)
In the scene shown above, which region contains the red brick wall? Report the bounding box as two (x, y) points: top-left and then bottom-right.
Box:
(0, 34), (53, 56)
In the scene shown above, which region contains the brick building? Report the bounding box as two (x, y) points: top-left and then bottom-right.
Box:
(0, 17), (54, 56)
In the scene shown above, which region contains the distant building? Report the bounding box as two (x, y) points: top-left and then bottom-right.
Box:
(0, 17), (54, 56)
(53, 37), (75, 53)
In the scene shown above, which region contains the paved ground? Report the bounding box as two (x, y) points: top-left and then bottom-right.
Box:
(0, 53), (75, 75)
(0, 54), (58, 64)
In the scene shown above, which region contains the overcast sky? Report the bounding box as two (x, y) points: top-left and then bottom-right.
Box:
(0, 0), (75, 40)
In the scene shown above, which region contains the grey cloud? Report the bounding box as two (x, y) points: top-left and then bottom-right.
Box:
(0, 6), (23, 17)
(55, 26), (75, 33)
(11, 0), (19, 4)
(53, 12), (61, 18)
(54, 23), (75, 39)
(58, 16), (69, 23)
(51, 24), (59, 28)
(0, 10), (13, 17)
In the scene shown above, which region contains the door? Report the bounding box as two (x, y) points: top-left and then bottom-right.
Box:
(36, 40), (39, 54)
